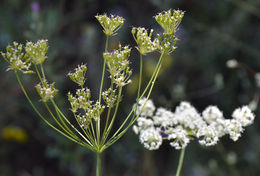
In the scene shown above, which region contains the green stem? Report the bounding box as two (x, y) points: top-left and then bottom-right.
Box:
(101, 82), (114, 145)
(44, 102), (74, 138)
(102, 86), (122, 144)
(96, 152), (101, 176)
(40, 64), (46, 80)
(52, 100), (93, 146)
(97, 35), (109, 146)
(176, 148), (186, 176)
(99, 35), (109, 102)
(137, 54), (143, 100)
(14, 71), (87, 148)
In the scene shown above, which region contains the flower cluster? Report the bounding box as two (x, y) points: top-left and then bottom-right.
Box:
(35, 79), (58, 102)
(133, 98), (255, 150)
(25, 40), (48, 65)
(154, 9), (184, 36)
(96, 14), (124, 36)
(102, 88), (117, 108)
(131, 27), (159, 55)
(1, 42), (33, 74)
(153, 9), (184, 55)
(68, 64), (87, 87)
(103, 45), (132, 86)
(68, 88), (105, 129)
(157, 33), (178, 54)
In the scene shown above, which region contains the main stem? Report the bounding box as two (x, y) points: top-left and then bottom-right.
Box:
(137, 54), (143, 99)
(98, 35), (109, 102)
(176, 148), (186, 176)
(97, 35), (109, 145)
(96, 35), (109, 176)
(96, 152), (101, 176)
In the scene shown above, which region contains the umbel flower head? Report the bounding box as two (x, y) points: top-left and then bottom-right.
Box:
(103, 44), (132, 86)
(102, 88), (117, 108)
(1, 42), (33, 74)
(68, 88), (105, 127)
(96, 14), (124, 36)
(68, 64), (87, 87)
(156, 33), (178, 54)
(35, 79), (58, 102)
(25, 40), (48, 65)
(133, 98), (255, 150)
(131, 27), (159, 55)
(155, 9), (184, 36)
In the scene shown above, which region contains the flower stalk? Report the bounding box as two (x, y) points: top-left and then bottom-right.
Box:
(96, 152), (101, 176)
(176, 148), (186, 176)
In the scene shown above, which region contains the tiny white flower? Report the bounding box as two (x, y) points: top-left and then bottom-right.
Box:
(225, 119), (244, 141)
(168, 126), (190, 150)
(197, 125), (219, 146)
(202, 106), (224, 124)
(175, 101), (204, 130)
(139, 127), (162, 150)
(210, 118), (227, 137)
(137, 117), (154, 130)
(226, 59), (238, 68)
(136, 98), (155, 117)
(133, 125), (139, 134)
(232, 106), (255, 127)
(153, 107), (176, 127)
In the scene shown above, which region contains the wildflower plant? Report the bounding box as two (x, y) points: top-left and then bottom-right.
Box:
(1, 9), (184, 176)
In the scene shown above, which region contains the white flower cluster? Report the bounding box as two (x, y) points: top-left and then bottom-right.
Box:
(133, 98), (255, 150)
(103, 44), (132, 87)
(131, 27), (159, 55)
(68, 64), (87, 87)
(96, 14), (124, 36)
(35, 79), (58, 102)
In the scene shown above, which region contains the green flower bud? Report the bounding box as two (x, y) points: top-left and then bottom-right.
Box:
(155, 9), (184, 36)
(68, 64), (87, 87)
(103, 45), (132, 86)
(132, 27), (159, 55)
(96, 14), (124, 36)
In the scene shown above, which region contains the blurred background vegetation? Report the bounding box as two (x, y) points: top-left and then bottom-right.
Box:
(0, 0), (260, 175)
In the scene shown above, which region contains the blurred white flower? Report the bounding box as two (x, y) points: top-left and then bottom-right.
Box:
(225, 119), (244, 141)
(139, 127), (162, 150)
(232, 106), (255, 127)
(133, 99), (254, 150)
(226, 59), (238, 68)
(136, 97), (155, 117)
(153, 107), (176, 127)
(202, 106), (223, 124)
(197, 125), (219, 146)
(168, 126), (190, 150)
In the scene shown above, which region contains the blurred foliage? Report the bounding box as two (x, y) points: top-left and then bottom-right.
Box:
(0, 0), (260, 175)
